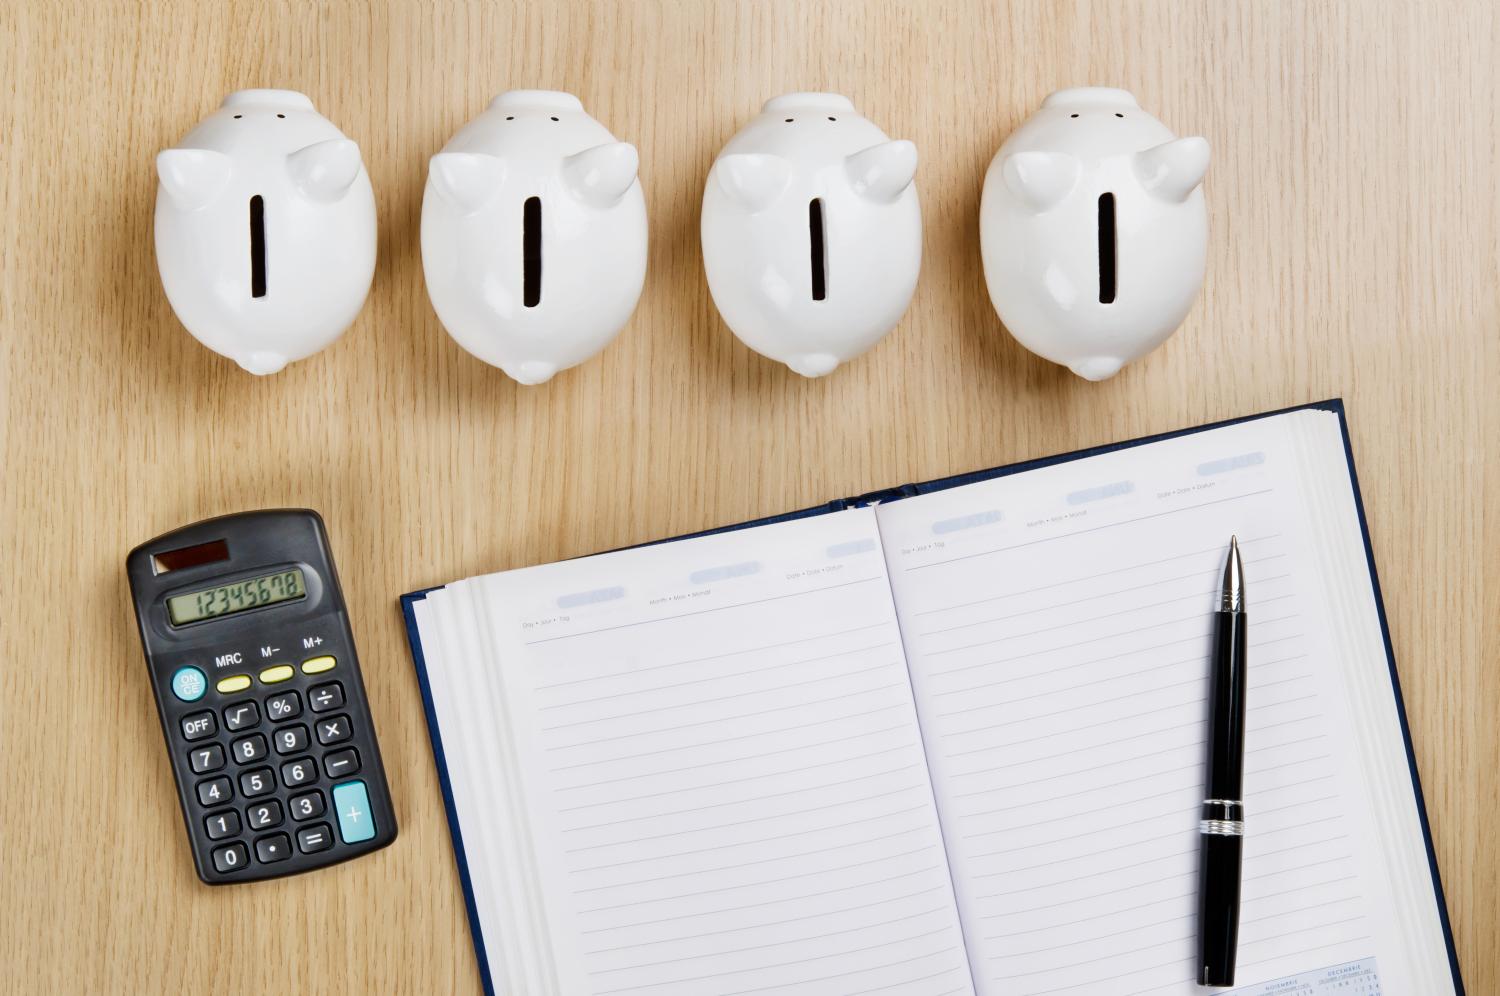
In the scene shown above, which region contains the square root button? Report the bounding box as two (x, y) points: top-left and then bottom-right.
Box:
(331, 781), (376, 844)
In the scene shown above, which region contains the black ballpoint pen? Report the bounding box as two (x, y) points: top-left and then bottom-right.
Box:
(1198, 536), (1247, 987)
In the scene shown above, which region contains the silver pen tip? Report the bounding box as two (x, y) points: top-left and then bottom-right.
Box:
(1220, 536), (1244, 611)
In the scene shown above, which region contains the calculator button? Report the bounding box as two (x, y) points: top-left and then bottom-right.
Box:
(259, 664), (295, 684)
(323, 748), (361, 779)
(302, 655), (337, 675)
(170, 666), (207, 702)
(188, 743), (226, 773)
(281, 756), (318, 788)
(222, 700), (260, 731)
(332, 780), (376, 844)
(273, 724), (310, 755)
(180, 711), (217, 741)
(239, 767), (275, 798)
(316, 714), (353, 746)
(216, 674), (252, 694)
(289, 790), (325, 822)
(231, 734), (268, 764)
(212, 842), (249, 874)
(246, 800), (283, 831)
(255, 833), (292, 864)
(308, 682), (344, 713)
(197, 776), (233, 806)
(297, 823), (335, 854)
(265, 691), (302, 722)
(204, 809), (241, 840)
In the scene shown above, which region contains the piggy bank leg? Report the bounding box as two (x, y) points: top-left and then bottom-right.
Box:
(789, 352), (840, 378)
(1069, 356), (1124, 381)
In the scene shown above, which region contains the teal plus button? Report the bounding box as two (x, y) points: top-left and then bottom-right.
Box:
(332, 780), (375, 843)
(170, 666), (207, 702)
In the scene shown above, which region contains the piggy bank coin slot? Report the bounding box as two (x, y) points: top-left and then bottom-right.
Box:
(249, 194), (267, 298)
(1097, 192), (1116, 304)
(523, 195), (542, 308)
(809, 198), (827, 301)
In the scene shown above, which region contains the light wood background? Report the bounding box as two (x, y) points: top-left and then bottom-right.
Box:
(2, 1), (1495, 992)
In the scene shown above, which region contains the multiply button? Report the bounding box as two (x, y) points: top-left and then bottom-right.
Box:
(308, 682), (344, 713)
(265, 691), (301, 722)
(316, 715), (352, 746)
(222, 700), (260, 732)
(332, 781), (375, 844)
(180, 711), (216, 741)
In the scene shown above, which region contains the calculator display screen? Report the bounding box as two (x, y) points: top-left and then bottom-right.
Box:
(167, 568), (306, 625)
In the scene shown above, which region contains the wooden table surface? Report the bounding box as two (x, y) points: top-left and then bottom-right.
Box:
(2, 2), (1496, 992)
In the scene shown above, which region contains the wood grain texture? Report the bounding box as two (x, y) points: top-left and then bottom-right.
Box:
(2, 1), (1496, 991)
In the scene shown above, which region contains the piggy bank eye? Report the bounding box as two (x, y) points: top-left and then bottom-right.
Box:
(233, 114), (243, 119)
(276, 113), (286, 119)
(784, 118), (794, 123)
(505, 115), (514, 120)
(550, 116), (559, 122)
(827, 116), (836, 121)
(1114, 112), (1124, 118)
(1070, 113), (1079, 119)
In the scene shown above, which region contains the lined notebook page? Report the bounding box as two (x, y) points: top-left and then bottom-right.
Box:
(465, 508), (973, 996)
(875, 413), (1410, 995)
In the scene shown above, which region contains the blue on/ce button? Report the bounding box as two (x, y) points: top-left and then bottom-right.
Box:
(170, 666), (207, 702)
(332, 781), (376, 844)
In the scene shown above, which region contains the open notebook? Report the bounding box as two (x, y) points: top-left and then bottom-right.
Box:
(401, 401), (1461, 996)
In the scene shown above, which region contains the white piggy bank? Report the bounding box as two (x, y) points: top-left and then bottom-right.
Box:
(701, 93), (921, 377)
(154, 89), (376, 375)
(421, 90), (646, 384)
(980, 87), (1209, 380)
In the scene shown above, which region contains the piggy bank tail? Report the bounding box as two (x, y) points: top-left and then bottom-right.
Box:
(788, 353), (840, 378)
(508, 360), (558, 385)
(1069, 356), (1125, 381)
(238, 351), (289, 375)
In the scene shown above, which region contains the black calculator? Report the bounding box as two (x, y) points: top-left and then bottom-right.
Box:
(127, 509), (396, 883)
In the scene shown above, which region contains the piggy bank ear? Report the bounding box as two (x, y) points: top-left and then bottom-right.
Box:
(1001, 151), (1080, 213)
(846, 140), (918, 203)
(428, 152), (507, 214)
(156, 149), (232, 211)
(1133, 137), (1210, 202)
(715, 153), (792, 213)
(562, 142), (639, 207)
(286, 139), (363, 203)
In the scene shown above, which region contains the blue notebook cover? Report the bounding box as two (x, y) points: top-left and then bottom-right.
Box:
(399, 398), (1463, 995)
